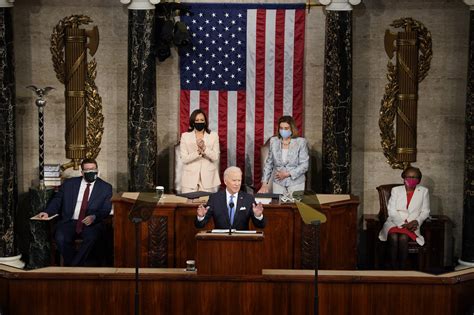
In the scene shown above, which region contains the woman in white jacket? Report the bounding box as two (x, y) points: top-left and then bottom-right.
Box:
(179, 109), (221, 193)
(378, 167), (430, 269)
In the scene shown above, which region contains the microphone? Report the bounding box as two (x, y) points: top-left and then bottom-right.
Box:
(229, 201), (235, 235)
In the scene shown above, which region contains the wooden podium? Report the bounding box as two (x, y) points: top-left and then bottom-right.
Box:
(195, 231), (264, 276)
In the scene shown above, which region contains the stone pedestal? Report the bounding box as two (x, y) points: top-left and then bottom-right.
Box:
(25, 188), (55, 269)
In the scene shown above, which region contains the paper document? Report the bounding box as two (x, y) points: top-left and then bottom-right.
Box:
(30, 213), (58, 221)
(255, 197), (271, 205)
(210, 229), (257, 234)
(211, 229), (236, 233)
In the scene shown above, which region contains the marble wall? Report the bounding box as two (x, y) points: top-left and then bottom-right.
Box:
(13, 0), (468, 256)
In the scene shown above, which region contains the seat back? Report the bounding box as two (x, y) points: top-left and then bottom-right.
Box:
(376, 184), (402, 223)
(174, 142), (182, 193)
(260, 138), (272, 192)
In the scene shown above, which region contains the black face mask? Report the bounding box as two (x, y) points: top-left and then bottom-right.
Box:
(83, 171), (98, 183)
(194, 123), (206, 131)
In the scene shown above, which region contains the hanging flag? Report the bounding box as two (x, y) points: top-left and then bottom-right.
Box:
(180, 3), (305, 188)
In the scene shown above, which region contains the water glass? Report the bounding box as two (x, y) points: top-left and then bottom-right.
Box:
(155, 186), (164, 200)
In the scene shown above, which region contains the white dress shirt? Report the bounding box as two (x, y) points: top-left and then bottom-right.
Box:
(72, 179), (96, 220)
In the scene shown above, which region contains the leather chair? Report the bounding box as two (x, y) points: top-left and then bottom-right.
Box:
(260, 139), (272, 192)
(369, 184), (427, 270)
(174, 142), (183, 194)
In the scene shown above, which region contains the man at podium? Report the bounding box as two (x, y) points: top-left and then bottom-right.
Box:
(195, 166), (265, 230)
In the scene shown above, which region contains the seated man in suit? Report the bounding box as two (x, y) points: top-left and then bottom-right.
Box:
(38, 158), (113, 266)
(195, 166), (265, 230)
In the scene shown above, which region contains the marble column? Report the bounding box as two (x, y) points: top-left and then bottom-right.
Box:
(460, 0), (474, 268)
(320, 0), (360, 194)
(0, 0), (23, 268)
(121, 0), (159, 192)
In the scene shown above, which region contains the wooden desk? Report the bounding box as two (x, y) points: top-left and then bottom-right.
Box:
(113, 194), (359, 269)
(196, 231), (264, 275)
(1, 265), (473, 315)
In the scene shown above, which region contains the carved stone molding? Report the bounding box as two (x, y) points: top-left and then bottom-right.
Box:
(0, 0), (14, 8)
(148, 216), (168, 267)
(319, 0), (361, 11)
(301, 222), (320, 269)
(120, 0), (158, 10)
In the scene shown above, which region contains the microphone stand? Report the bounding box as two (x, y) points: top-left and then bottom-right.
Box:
(312, 220), (321, 315)
(131, 216), (142, 315)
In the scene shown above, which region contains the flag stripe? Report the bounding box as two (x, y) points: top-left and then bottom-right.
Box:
(227, 91), (237, 167)
(253, 8), (267, 187)
(236, 91), (247, 180)
(218, 91), (228, 177)
(245, 9), (257, 186)
(180, 90), (190, 133)
(190, 90), (200, 113)
(273, 9), (285, 134)
(208, 91), (219, 132)
(179, 4), (305, 188)
(199, 91), (209, 117)
(263, 10), (276, 145)
(293, 9), (305, 134)
(283, 10), (295, 118)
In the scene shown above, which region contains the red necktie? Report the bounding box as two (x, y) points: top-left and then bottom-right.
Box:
(76, 183), (91, 234)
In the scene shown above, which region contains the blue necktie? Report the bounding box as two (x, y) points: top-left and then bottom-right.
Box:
(228, 195), (235, 226)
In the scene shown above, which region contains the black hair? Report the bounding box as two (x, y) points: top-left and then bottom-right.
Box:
(401, 166), (422, 180)
(187, 109), (211, 133)
(81, 158), (98, 170)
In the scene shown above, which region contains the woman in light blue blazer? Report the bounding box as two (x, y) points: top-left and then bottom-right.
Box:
(258, 116), (309, 194)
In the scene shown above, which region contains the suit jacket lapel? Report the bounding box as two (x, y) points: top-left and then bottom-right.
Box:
(220, 190), (231, 227)
(274, 139), (282, 165)
(233, 193), (245, 228)
(288, 140), (297, 164)
(72, 178), (82, 208)
(407, 187), (421, 213)
(87, 179), (101, 208)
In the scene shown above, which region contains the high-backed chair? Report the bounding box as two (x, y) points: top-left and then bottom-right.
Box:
(259, 139), (272, 192)
(174, 142), (183, 194)
(370, 184), (426, 270)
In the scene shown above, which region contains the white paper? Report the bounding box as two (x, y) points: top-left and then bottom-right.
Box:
(254, 197), (272, 205)
(211, 229), (236, 233)
(30, 213), (58, 221)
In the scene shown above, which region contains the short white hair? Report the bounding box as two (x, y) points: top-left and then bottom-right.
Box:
(223, 166), (242, 180)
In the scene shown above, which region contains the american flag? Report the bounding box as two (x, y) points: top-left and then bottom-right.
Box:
(180, 3), (305, 188)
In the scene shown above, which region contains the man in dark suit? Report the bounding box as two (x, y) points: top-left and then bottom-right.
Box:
(38, 158), (112, 266)
(195, 166), (265, 230)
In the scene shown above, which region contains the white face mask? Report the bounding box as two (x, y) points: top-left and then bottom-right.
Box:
(279, 129), (292, 139)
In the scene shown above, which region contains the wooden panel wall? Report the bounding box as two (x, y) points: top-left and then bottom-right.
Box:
(1, 267), (474, 315)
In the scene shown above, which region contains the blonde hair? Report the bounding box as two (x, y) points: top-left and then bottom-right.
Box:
(277, 115), (299, 138)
